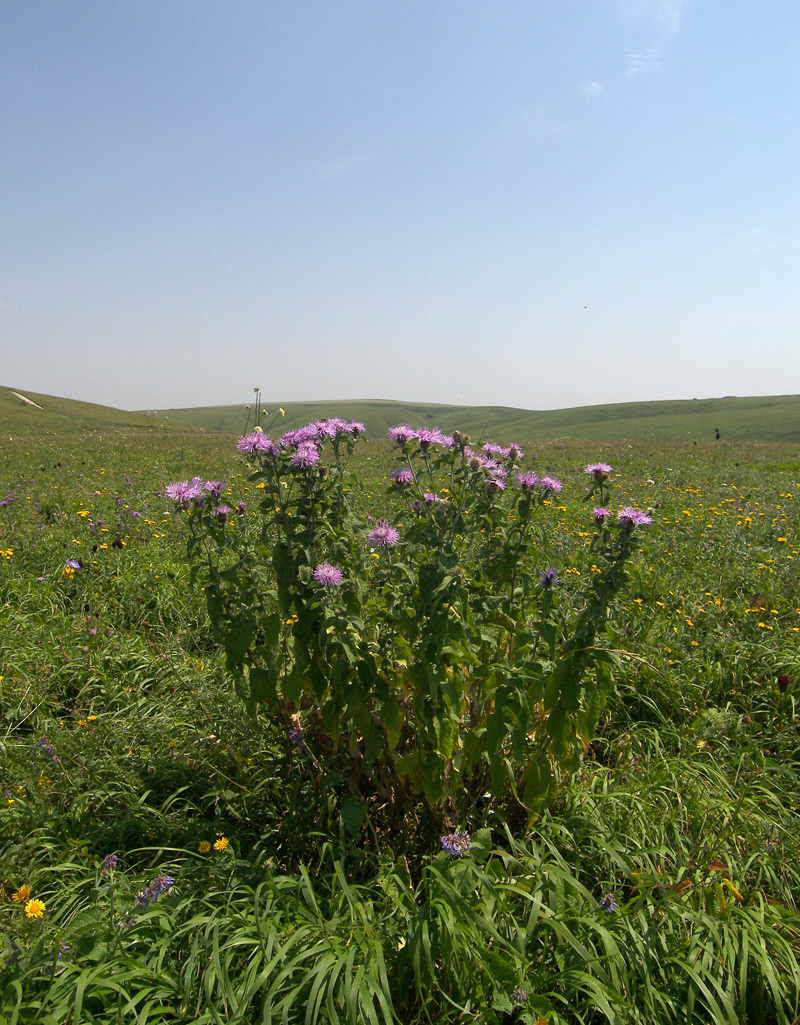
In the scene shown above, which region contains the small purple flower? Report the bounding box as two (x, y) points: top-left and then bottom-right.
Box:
(237, 501), (247, 516)
(517, 471), (540, 490)
(593, 507), (611, 524)
(540, 476), (562, 494)
(204, 480), (224, 497)
(39, 736), (60, 764)
(390, 467), (414, 485)
(423, 492), (441, 504)
(66, 559), (82, 570)
(617, 507), (652, 531)
(440, 831), (472, 857)
(289, 724), (305, 753)
(313, 563), (343, 587)
(600, 893), (618, 913)
(291, 442), (320, 468)
(214, 505), (232, 524)
(345, 420), (366, 435)
(539, 568), (560, 589)
(511, 988), (528, 1005)
(388, 424), (417, 445)
(101, 853), (119, 877)
(482, 443), (502, 455)
(585, 462), (613, 482)
(368, 520), (400, 548)
(485, 477), (506, 495)
(505, 444), (523, 460)
(165, 480), (203, 503)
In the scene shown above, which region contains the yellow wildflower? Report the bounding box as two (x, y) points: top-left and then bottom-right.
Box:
(25, 898), (46, 918)
(12, 884), (33, 903)
(198, 840), (211, 853)
(214, 836), (229, 852)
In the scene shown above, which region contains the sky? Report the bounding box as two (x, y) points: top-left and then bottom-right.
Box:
(1, 0), (798, 413)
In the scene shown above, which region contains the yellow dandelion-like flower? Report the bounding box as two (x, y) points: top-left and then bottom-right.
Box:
(198, 840), (211, 853)
(214, 836), (229, 852)
(12, 884), (33, 903)
(25, 898), (46, 918)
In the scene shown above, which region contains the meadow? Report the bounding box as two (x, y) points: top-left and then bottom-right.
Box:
(1, 399), (799, 1024)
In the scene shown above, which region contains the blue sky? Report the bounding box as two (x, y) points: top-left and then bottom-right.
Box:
(2, 1), (798, 412)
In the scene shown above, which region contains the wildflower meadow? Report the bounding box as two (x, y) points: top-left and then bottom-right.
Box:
(1, 401), (799, 1024)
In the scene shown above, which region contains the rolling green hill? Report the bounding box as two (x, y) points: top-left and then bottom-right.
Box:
(155, 393), (800, 444)
(4, 386), (800, 444)
(0, 387), (185, 437)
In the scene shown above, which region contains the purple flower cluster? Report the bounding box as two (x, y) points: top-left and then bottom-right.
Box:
(440, 830), (472, 857)
(538, 568), (560, 589)
(313, 562), (343, 587)
(119, 874), (175, 929)
(39, 736), (60, 765)
(600, 893), (619, 913)
(101, 853), (119, 877)
(388, 425), (455, 450)
(166, 478), (230, 504)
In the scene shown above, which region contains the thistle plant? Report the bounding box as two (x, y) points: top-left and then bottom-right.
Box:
(170, 423), (652, 820)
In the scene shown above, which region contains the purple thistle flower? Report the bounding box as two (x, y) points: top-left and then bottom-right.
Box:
(214, 505), (232, 524)
(237, 431), (280, 455)
(617, 507), (652, 530)
(482, 443), (502, 455)
(204, 480), (224, 497)
(390, 467), (414, 485)
(539, 476), (562, 494)
(593, 506), (611, 524)
(505, 444), (523, 460)
(517, 471), (540, 490)
(440, 831), (472, 857)
(368, 520), (400, 548)
(485, 477), (506, 495)
(585, 462), (613, 482)
(388, 424), (417, 444)
(165, 479), (203, 503)
(345, 420), (366, 435)
(423, 492), (441, 504)
(539, 568), (560, 589)
(291, 442), (320, 468)
(313, 562), (343, 587)
(415, 427), (445, 450)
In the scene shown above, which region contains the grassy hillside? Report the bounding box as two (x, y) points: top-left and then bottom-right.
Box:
(1, 387), (185, 438)
(155, 393), (800, 443)
(6, 385), (800, 443)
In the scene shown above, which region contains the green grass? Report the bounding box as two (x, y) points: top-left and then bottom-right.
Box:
(1, 391), (799, 1023)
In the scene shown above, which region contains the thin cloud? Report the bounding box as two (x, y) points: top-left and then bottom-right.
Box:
(582, 81), (606, 98)
(611, 0), (688, 77)
(316, 151), (375, 179)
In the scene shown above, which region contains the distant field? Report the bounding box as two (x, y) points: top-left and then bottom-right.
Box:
(152, 393), (800, 443)
(5, 384), (800, 443)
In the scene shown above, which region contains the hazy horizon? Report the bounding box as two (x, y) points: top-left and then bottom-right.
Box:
(2, 1), (798, 411)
